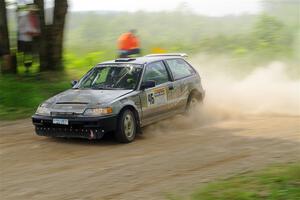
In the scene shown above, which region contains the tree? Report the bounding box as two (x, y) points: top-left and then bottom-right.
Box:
(34, 0), (68, 71)
(0, 0), (9, 54)
(0, 0), (14, 73)
(252, 15), (288, 52)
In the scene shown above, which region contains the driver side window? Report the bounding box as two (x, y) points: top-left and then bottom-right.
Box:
(143, 61), (169, 85)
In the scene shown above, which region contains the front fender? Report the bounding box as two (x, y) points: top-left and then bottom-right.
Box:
(111, 91), (142, 121)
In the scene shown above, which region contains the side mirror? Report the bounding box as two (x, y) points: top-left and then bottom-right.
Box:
(141, 80), (156, 90)
(71, 80), (78, 87)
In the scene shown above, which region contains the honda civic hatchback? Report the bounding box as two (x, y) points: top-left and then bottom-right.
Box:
(32, 53), (205, 143)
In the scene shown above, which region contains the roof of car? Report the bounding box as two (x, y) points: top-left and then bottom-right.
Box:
(98, 54), (187, 66)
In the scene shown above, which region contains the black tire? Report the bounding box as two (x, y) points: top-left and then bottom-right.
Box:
(186, 92), (202, 113)
(115, 109), (137, 143)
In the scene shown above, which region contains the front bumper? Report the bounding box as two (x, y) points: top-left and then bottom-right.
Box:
(32, 114), (117, 139)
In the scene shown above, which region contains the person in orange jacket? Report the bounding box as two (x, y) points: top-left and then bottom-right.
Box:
(117, 29), (141, 58)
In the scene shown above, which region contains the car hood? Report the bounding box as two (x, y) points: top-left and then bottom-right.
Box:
(46, 89), (133, 114)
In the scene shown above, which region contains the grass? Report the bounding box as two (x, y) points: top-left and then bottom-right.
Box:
(0, 73), (70, 120)
(167, 163), (300, 200)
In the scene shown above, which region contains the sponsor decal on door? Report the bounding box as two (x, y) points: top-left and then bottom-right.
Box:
(146, 87), (167, 107)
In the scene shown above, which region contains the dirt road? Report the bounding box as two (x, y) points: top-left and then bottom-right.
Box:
(1, 114), (299, 200)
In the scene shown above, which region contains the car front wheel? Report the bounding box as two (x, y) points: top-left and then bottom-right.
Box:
(115, 109), (137, 143)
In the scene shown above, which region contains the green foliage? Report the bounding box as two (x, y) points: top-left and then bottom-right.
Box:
(63, 49), (119, 78)
(64, 11), (297, 62)
(0, 74), (70, 120)
(197, 14), (295, 61)
(252, 14), (292, 54)
(6, 6), (298, 65)
(65, 11), (256, 55)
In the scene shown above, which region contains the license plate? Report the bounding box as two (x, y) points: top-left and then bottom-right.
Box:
(53, 118), (68, 125)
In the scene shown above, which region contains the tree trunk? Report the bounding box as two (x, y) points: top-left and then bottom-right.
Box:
(50, 0), (68, 70)
(34, 0), (68, 71)
(0, 0), (15, 73)
(34, 0), (49, 71)
(0, 0), (9, 53)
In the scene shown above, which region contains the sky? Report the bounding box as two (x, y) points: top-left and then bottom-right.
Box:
(69, 0), (262, 16)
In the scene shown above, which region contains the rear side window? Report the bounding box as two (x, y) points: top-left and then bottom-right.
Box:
(143, 61), (169, 85)
(165, 59), (194, 80)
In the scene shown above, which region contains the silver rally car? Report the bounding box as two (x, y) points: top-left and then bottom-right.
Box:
(32, 53), (205, 143)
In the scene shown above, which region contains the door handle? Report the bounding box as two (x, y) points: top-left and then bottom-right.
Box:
(168, 85), (174, 90)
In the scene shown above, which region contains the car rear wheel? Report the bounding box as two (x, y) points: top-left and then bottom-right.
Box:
(186, 92), (202, 113)
(115, 109), (137, 143)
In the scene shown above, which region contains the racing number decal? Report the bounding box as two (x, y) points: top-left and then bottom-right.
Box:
(147, 87), (167, 107)
(148, 93), (155, 105)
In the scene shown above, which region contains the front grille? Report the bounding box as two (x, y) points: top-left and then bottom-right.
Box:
(51, 112), (78, 117)
(35, 126), (105, 139)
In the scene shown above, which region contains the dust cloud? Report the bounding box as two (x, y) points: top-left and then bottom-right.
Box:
(192, 59), (300, 117)
(145, 56), (300, 134)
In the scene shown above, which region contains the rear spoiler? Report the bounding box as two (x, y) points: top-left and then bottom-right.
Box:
(145, 53), (188, 58)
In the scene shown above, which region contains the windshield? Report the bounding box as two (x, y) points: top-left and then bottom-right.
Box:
(76, 64), (142, 90)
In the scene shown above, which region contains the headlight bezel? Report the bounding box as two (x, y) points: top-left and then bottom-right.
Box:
(83, 107), (113, 116)
(35, 103), (51, 116)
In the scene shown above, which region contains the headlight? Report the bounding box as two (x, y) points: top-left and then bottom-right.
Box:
(84, 107), (113, 116)
(35, 103), (51, 116)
